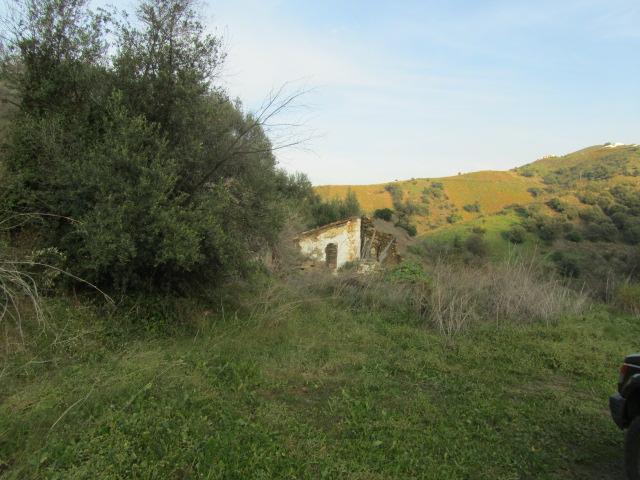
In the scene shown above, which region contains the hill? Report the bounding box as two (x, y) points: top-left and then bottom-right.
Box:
(315, 144), (640, 236)
(316, 170), (541, 235)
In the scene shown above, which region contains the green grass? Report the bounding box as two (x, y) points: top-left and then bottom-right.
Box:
(1, 294), (637, 479)
(418, 211), (542, 260)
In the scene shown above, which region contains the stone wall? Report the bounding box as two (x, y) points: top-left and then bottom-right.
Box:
(296, 217), (361, 271)
(360, 216), (400, 265)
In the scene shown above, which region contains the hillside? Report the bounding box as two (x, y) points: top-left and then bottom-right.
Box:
(315, 144), (640, 237)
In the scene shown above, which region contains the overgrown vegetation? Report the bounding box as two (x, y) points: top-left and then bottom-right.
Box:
(0, 1), (637, 478)
(373, 208), (393, 221)
(306, 189), (361, 228)
(0, 0), (343, 294)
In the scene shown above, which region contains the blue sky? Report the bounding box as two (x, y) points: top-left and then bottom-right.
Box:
(205, 0), (640, 185)
(83, 1), (640, 183)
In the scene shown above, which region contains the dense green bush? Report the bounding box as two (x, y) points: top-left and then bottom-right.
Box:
(564, 229), (583, 243)
(308, 190), (361, 228)
(504, 225), (526, 244)
(446, 213), (462, 224)
(551, 251), (581, 278)
(464, 234), (489, 257)
(373, 208), (394, 221)
(0, 0), (313, 293)
(546, 198), (567, 213)
(584, 220), (617, 242)
(395, 219), (417, 237)
(463, 202), (481, 213)
(386, 260), (429, 285)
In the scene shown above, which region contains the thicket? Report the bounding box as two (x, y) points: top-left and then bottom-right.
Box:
(373, 208), (393, 221)
(0, 0), (334, 294)
(307, 190), (361, 228)
(383, 184), (419, 235)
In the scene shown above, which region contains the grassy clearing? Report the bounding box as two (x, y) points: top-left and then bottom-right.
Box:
(0, 289), (635, 479)
(416, 211), (542, 260)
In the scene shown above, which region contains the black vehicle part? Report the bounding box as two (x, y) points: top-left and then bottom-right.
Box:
(626, 416), (640, 480)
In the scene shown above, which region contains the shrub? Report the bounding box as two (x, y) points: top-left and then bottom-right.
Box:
(385, 184), (404, 206)
(464, 234), (489, 257)
(551, 251), (580, 278)
(546, 198), (567, 213)
(387, 261), (430, 285)
(578, 206), (606, 223)
(578, 192), (598, 205)
(504, 225), (526, 244)
(446, 214), (462, 224)
(422, 182), (444, 200)
(564, 229), (583, 242)
(398, 200), (426, 216)
(527, 187), (542, 198)
(623, 223), (640, 245)
(463, 202), (481, 213)
(395, 219), (417, 236)
(373, 208), (393, 221)
(535, 218), (566, 242)
(584, 220), (617, 242)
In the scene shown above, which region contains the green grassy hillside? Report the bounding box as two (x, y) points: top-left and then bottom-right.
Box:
(517, 144), (640, 181)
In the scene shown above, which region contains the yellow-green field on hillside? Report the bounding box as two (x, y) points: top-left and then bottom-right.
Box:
(316, 170), (541, 234)
(315, 144), (640, 236)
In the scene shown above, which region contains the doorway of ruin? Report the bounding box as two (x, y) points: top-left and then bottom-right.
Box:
(325, 243), (338, 270)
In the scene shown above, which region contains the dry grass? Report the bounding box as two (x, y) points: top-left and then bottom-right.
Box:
(428, 257), (589, 336)
(283, 257), (589, 338)
(0, 258), (45, 354)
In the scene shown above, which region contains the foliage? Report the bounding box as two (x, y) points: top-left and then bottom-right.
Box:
(384, 184), (403, 206)
(551, 251), (581, 278)
(395, 218), (417, 236)
(386, 260), (429, 285)
(564, 229), (583, 243)
(464, 233), (489, 257)
(0, 0), (305, 293)
(307, 189), (361, 228)
(463, 202), (481, 213)
(446, 213), (462, 224)
(546, 197), (567, 213)
(373, 208), (393, 221)
(527, 187), (542, 197)
(503, 225), (526, 244)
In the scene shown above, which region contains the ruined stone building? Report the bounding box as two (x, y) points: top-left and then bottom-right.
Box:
(295, 216), (399, 271)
